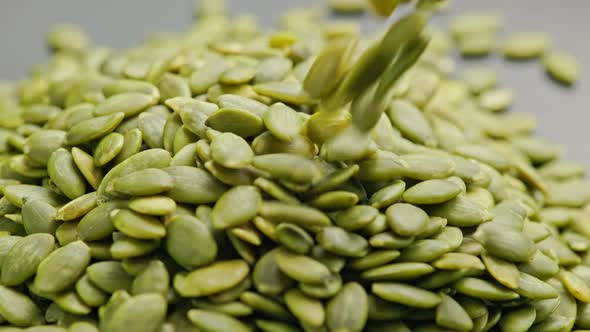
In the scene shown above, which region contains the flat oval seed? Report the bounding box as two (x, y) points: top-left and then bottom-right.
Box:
(516, 272), (559, 300)
(544, 51), (580, 85)
(187, 309), (251, 332)
(275, 248), (331, 284)
(499, 305), (536, 332)
(131, 260), (169, 295)
(166, 215), (217, 269)
(559, 270), (590, 302)
(310, 191), (359, 211)
(66, 112), (125, 146)
(34, 240), (91, 293)
(454, 144), (511, 171)
(112, 209), (166, 240)
(94, 132), (124, 166)
(211, 186), (261, 229)
(372, 282), (441, 308)
(206, 107), (263, 138)
(109, 168), (173, 196)
(428, 195), (493, 227)
(403, 179), (462, 205)
(348, 250), (400, 270)
(473, 222), (536, 262)
(87, 261), (133, 293)
(318, 226), (369, 258)
(369, 180), (406, 209)
(258, 201), (330, 227)
(97, 148), (172, 202)
(94, 92), (157, 118)
(479, 89), (514, 112)
(75, 274), (109, 307)
(22, 199), (59, 235)
(400, 154), (455, 180)
(386, 203), (429, 237)
(23, 130), (67, 166)
(106, 293), (167, 332)
(387, 99), (436, 147)
(72, 147), (104, 190)
(210, 133), (254, 169)
(276, 223), (314, 255)
(436, 293), (473, 331)
(0, 285), (43, 327)
(253, 249), (294, 296)
(103, 79), (159, 99)
(433, 253), (485, 270)
(48, 148), (87, 199)
(77, 200), (126, 241)
(482, 253), (520, 289)
(56, 191), (97, 221)
(253, 153), (318, 184)
(220, 64), (257, 85)
(1, 233), (54, 286)
(173, 260), (249, 297)
(163, 166), (228, 204)
(128, 196), (176, 216)
(454, 278), (520, 301)
(326, 282), (368, 332)
(262, 103), (302, 142)
(335, 205), (378, 231)
(284, 288), (325, 327)
(362, 262), (434, 281)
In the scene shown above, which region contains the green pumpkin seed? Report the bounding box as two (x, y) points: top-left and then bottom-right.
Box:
(206, 107), (264, 138)
(131, 260), (169, 295)
(454, 277), (520, 301)
(103, 79), (159, 99)
(386, 203), (429, 237)
(23, 130), (67, 166)
(66, 112), (125, 145)
(75, 274), (109, 307)
(1, 233), (54, 286)
(127, 196), (175, 216)
(387, 99), (436, 147)
(372, 282), (441, 308)
(77, 200), (126, 241)
(335, 205), (378, 231)
(163, 166), (227, 204)
(428, 195), (493, 227)
(369, 180), (406, 209)
(253, 81), (313, 105)
(174, 260), (249, 297)
(109, 168), (173, 196)
(87, 261), (133, 293)
(362, 262), (434, 281)
(189, 58), (228, 95)
(559, 270), (590, 302)
(276, 223), (314, 254)
(252, 249), (295, 296)
(275, 248), (331, 284)
(284, 288), (324, 327)
(94, 92), (157, 118)
(0, 286), (44, 327)
(482, 253), (520, 289)
(210, 132), (254, 169)
(432, 253), (485, 270)
(48, 148), (86, 200)
(259, 201), (330, 227)
(104, 293), (167, 332)
(166, 214), (217, 269)
(34, 240), (91, 293)
(543, 51), (580, 85)
(403, 179), (462, 205)
(499, 304), (537, 332)
(187, 309), (251, 332)
(436, 293), (474, 331)
(325, 282), (367, 332)
(93, 132), (124, 166)
(21, 199), (59, 235)
(211, 186), (260, 229)
(71, 147), (104, 190)
(318, 226), (369, 258)
(473, 222), (536, 262)
(401, 153), (456, 180)
(56, 191), (97, 221)
(111, 209), (165, 239)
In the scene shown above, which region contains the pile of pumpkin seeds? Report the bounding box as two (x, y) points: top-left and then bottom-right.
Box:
(0, 0), (587, 331)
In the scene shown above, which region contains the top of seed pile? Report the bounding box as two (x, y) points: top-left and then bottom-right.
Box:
(0, 0), (587, 331)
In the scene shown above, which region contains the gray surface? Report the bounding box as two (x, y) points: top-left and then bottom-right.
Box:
(0, 0), (588, 168)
